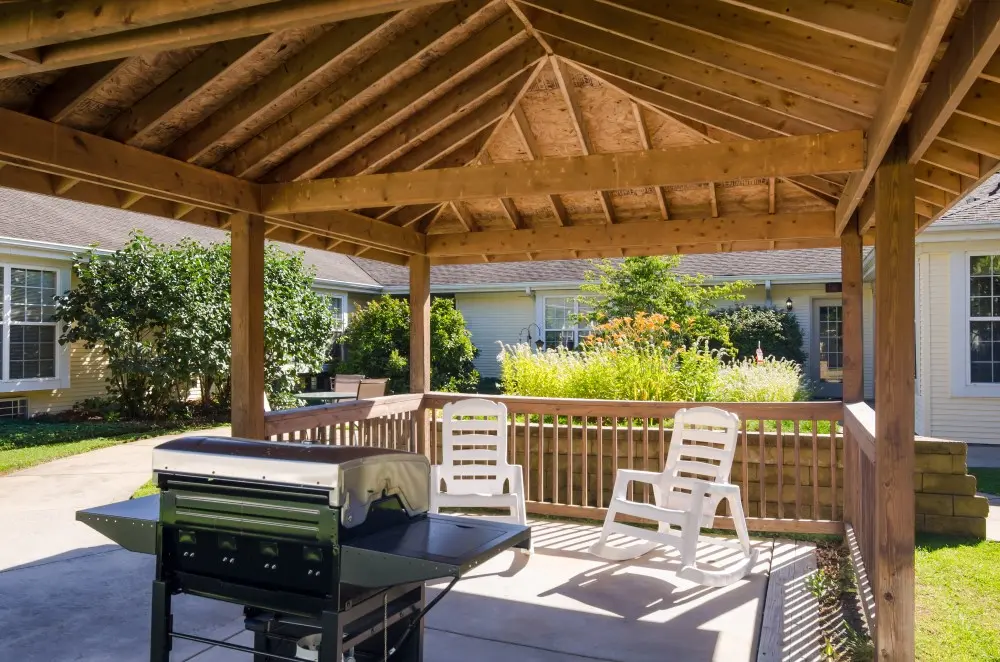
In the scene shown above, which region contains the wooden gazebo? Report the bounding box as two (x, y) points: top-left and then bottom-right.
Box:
(1, 1), (998, 658)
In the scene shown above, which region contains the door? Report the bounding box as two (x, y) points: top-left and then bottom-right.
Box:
(812, 300), (844, 399)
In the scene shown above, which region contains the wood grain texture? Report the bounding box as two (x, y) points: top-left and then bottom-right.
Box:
(262, 131), (865, 212)
(230, 212), (266, 439)
(874, 134), (916, 661)
(409, 254), (430, 394)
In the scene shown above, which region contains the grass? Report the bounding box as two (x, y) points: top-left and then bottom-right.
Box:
(132, 477), (159, 499)
(0, 420), (200, 475)
(970, 467), (1000, 495)
(916, 535), (1000, 662)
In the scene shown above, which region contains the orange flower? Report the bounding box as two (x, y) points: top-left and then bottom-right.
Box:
(669, 321), (681, 332)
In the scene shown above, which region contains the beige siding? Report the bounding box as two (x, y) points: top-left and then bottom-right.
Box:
(456, 291), (535, 380)
(918, 237), (1000, 445)
(22, 342), (108, 416)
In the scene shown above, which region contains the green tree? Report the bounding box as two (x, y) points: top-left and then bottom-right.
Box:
(712, 305), (806, 365)
(579, 256), (749, 349)
(56, 232), (337, 417)
(340, 295), (479, 394)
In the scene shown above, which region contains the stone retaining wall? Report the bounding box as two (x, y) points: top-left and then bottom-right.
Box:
(915, 436), (988, 538)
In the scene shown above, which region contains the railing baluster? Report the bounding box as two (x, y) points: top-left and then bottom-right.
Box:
(537, 410), (545, 503)
(523, 411), (531, 502)
(812, 419), (819, 520)
(776, 421), (784, 520)
(741, 419), (749, 513)
(581, 417), (589, 507)
(553, 411), (560, 504)
(567, 415), (574, 506)
(831, 419), (838, 521)
(597, 417), (605, 509)
(794, 420), (801, 520)
(758, 420), (765, 519)
(612, 416), (619, 508)
(627, 418), (634, 501)
(642, 417), (650, 503)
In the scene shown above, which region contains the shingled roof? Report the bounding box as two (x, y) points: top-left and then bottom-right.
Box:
(927, 173), (1000, 229)
(0, 185), (848, 289)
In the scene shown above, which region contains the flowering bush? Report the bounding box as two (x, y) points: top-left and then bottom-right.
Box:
(498, 328), (804, 403)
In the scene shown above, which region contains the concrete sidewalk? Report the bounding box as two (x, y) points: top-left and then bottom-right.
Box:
(966, 445), (1000, 541)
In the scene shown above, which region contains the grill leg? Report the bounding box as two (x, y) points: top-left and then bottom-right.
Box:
(150, 580), (171, 662)
(319, 609), (343, 662)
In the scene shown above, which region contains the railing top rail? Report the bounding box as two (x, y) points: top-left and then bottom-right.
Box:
(423, 392), (844, 419)
(263, 393), (423, 435)
(844, 401), (876, 459)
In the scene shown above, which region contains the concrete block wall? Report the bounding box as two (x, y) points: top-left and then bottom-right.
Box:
(915, 436), (989, 538)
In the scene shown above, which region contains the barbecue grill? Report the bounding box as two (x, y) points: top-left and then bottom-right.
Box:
(77, 436), (531, 662)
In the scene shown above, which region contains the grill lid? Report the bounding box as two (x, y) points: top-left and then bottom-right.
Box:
(152, 437), (431, 525)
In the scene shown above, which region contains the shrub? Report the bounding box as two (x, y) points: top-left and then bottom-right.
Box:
(56, 232), (336, 418)
(579, 256), (750, 350)
(498, 341), (805, 403)
(713, 305), (806, 364)
(340, 295), (479, 394)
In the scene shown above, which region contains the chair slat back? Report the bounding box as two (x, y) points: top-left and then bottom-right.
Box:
(356, 378), (387, 399)
(440, 398), (510, 495)
(334, 374), (363, 395)
(661, 406), (740, 512)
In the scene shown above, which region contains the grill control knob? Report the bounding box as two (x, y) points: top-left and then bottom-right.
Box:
(222, 557), (228, 563)
(263, 563), (270, 569)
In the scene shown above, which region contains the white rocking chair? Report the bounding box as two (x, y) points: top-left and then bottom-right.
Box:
(429, 399), (529, 550)
(589, 406), (757, 586)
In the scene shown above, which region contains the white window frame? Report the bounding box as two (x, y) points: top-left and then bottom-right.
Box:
(538, 295), (592, 349)
(1, 262), (71, 392)
(950, 252), (1000, 397)
(327, 293), (349, 332)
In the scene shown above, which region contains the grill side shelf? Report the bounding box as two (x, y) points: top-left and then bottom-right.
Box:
(76, 494), (160, 555)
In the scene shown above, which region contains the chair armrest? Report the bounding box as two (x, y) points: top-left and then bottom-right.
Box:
(687, 479), (741, 498)
(615, 469), (662, 485)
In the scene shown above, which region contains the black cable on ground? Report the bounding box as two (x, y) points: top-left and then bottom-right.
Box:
(384, 575), (460, 660)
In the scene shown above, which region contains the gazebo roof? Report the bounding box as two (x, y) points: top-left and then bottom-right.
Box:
(0, 0), (995, 265)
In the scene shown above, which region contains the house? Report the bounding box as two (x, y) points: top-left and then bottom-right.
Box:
(914, 174), (1000, 446)
(0, 186), (874, 417)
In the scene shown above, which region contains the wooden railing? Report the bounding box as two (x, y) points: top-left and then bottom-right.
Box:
(843, 401), (878, 637)
(263, 393), (424, 452)
(423, 393), (844, 535)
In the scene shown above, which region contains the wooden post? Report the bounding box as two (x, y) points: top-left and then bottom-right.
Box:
(231, 213), (266, 440)
(841, 215), (864, 525)
(409, 255), (431, 456)
(874, 134), (916, 661)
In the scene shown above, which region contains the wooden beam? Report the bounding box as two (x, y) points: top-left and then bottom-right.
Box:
(450, 201), (478, 231)
(835, 0), (959, 234)
(409, 254), (431, 394)
(275, 211), (426, 254)
(0, 107), (259, 214)
(715, 0), (907, 51)
(908, 0), (1000, 163)
(768, 177), (776, 214)
(552, 56), (616, 223)
(32, 59), (122, 123)
(169, 14), (391, 165)
(841, 213), (864, 525)
(261, 131), (865, 212)
(708, 182), (719, 217)
(268, 14), (534, 182)
(230, 212), (266, 439)
(426, 212), (836, 257)
(222, 1), (499, 180)
(511, 102), (568, 225)
(520, 0), (879, 116)
(498, 197), (524, 230)
(327, 45), (543, 177)
(0, 0), (278, 53)
(529, 10), (869, 132)
(1, 47), (41, 64)
(873, 133), (916, 661)
(103, 35), (264, 146)
(631, 100), (668, 220)
(0, 0), (448, 79)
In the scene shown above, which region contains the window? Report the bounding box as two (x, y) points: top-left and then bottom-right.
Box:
(969, 255), (1000, 384)
(0, 397), (27, 419)
(328, 294), (349, 331)
(542, 297), (592, 349)
(3, 266), (59, 382)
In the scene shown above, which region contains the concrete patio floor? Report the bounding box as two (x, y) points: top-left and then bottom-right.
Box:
(0, 430), (794, 661)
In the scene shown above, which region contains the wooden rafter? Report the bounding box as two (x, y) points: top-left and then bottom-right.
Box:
(275, 211), (425, 254)
(551, 56), (616, 223)
(0, 107), (258, 214)
(908, 0), (1000, 164)
(261, 130), (865, 213)
(630, 101), (668, 220)
(0, 0), (447, 79)
(426, 212), (837, 257)
(222, 1), (504, 180)
(835, 0), (960, 234)
(512, 102), (568, 225)
(32, 59), (123, 122)
(519, 0), (879, 116)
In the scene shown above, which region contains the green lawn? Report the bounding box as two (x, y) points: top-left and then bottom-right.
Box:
(916, 535), (1000, 662)
(0, 420), (197, 474)
(970, 468), (1000, 496)
(132, 477), (159, 499)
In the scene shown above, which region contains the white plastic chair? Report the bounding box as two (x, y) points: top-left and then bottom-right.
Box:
(589, 406), (757, 586)
(429, 399), (529, 545)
